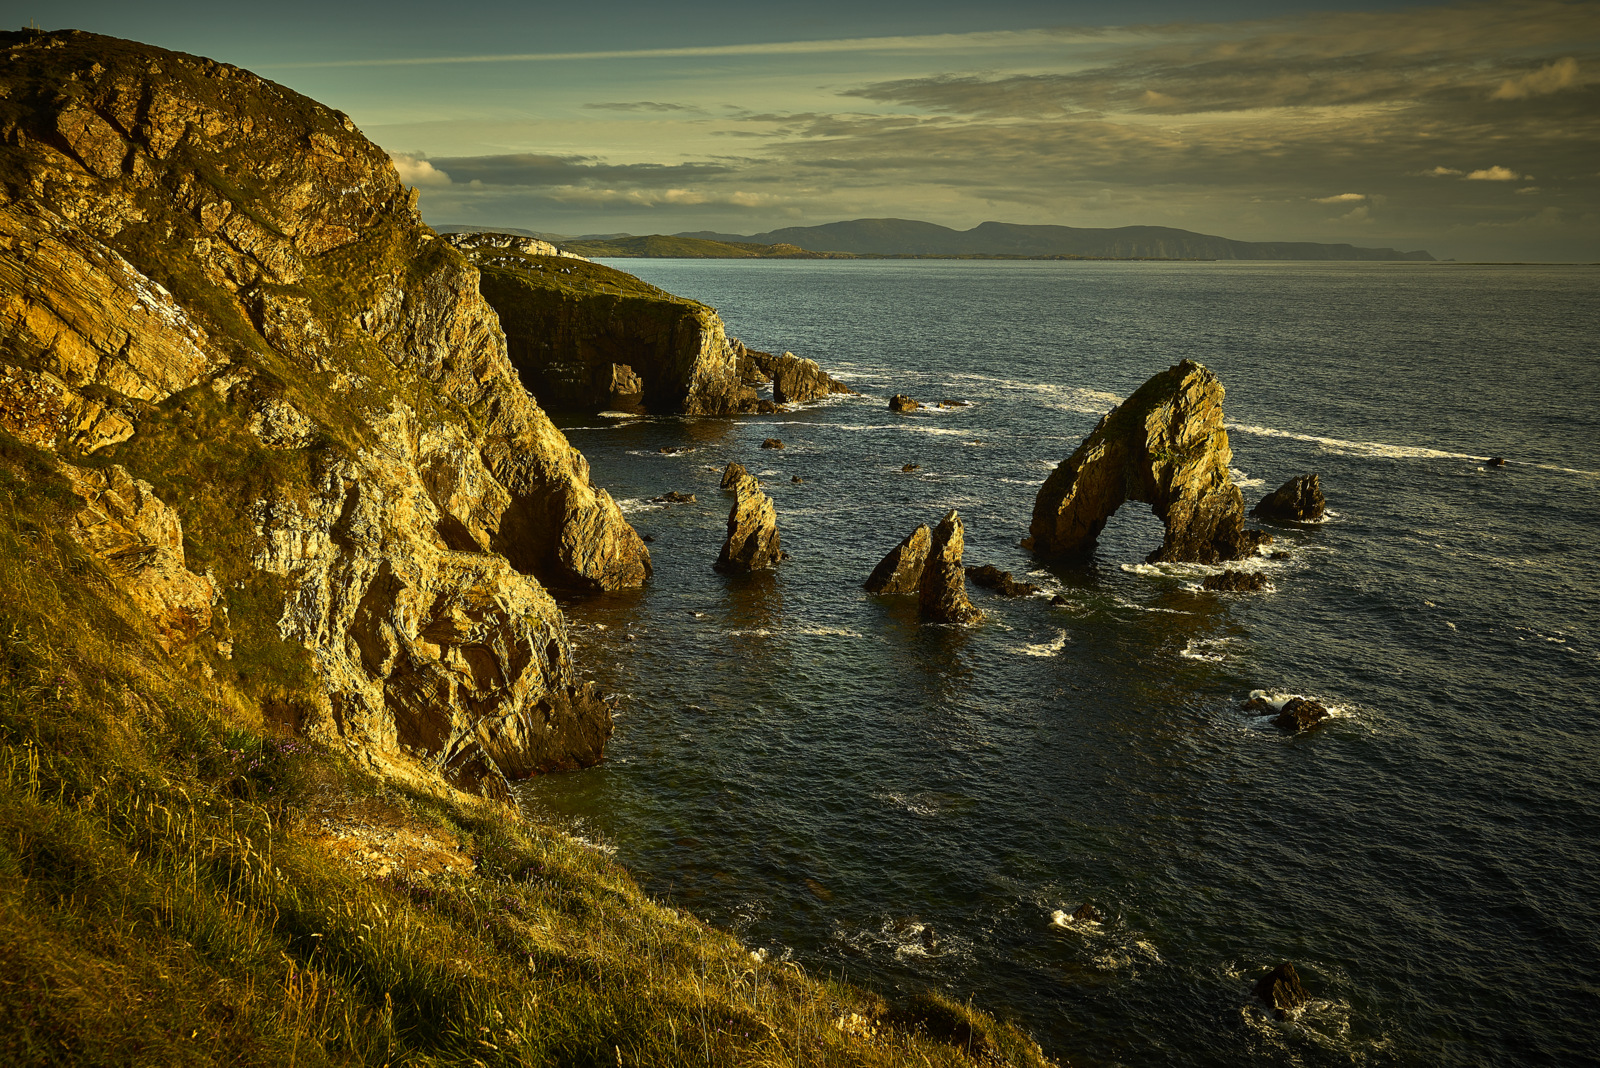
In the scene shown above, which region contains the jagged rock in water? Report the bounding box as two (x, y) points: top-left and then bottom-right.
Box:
(1272, 698), (1330, 732)
(761, 438), (784, 449)
(1485, 456), (1506, 468)
(889, 394), (923, 413)
(720, 461), (750, 489)
(864, 524), (932, 594)
(1254, 963), (1310, 1018)
(966, 564), (1041, 597)
(732, 339), (772, 386)
(767, 351), (855, 405)
(715, 474), (782, 572)
(650, 490), (695, 504)
(453, 232), (756, 415)
(60, 463), (216, 651)
(1026, 360), (1265, 564)
(919, 511), (982, 624)
(1253, 474), (1326, 522)
(0, 29), (645, 797)
(1071, 904), (1103, 923)
(902, 463), (920, 473)
(1203, 569), (1269, 592)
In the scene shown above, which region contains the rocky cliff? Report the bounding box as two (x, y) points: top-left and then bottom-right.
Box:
(0, 29), (649, 796)
(452, 236), (757, 415)
(1026, 360), (1264, 564)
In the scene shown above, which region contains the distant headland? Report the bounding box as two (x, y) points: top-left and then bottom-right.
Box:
(437, 218), (1435, 262)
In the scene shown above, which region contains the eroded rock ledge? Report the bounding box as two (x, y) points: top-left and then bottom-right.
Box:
(1025, 360), (1265, 564)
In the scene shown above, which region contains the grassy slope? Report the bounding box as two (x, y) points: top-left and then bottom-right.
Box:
(0, 432), (1055, 1067)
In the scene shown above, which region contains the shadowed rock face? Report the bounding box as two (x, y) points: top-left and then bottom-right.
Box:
(1253, 474), (1326, 522)
(919, 510), (982, 624)
(864, 524), (931, 594)
(715, 474), (782, 572)
(1026, 361), (1262, 564)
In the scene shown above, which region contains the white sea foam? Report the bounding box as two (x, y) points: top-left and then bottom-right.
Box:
(596, 410), (643, 419)
(1228, 423), (1600, 477)
(1181, 638), (1237, 663)
(615, 498), (667, 514)
(1018, 630), (1069, 657)
(725, 628), (774, 637)
(1050, 908), (1102, 931)
(1229, 466), (1265, 488)
(794, 626), (865, 638)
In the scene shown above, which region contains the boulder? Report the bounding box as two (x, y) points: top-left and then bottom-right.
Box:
(1026, 361), (1266, 564)
(902, 463), (920, 472)
(715, 474), (782, 572)
(1202, 570), (1269, 592)
(864, 524), (932, 594)
(889, 394), (923, 413)
(1273, 698), (1330, 732)
(919, 511), (983, 624)
(966, 564), (1042, 597)
(720, 461), (750, 489)
(1253, 962), (1310, 1018)
(761, 438), (784, 449)
(1485, 456), (1506, 467)
(1071, 903), (1103, 923)
(1252, 474), (1326, 522)
(768, 351), (855, 405)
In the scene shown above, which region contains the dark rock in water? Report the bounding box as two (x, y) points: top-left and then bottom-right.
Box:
(650, 491), (696, 504)
(659, 445), (692, 455)
(1486, 456), (1506, 467)
(1241, 695), (1273, 713)
(939, 399), (970, 408)
(902, 462), (920, 472)
(1254, 962), (1310, 1018)
(748, 399), (780, 414)
(1051, 594), (1071, 606)
(641, 534), (655, 543)
(768, 351), (856, 405)
(966, 563), (1042, 597)
(1270, 551), (1291, 560)
(920, 924), (939, 950)
(1072, 903), (1103, 923)
(760, 438), (784, 449)
(1203, 569), (1269, 592)
(864, 524), (932, 594)
(1253, 473), (1327, 522)
(889, 394), (923, 413)
(1272, 697), (1330, 732)
(1027, 361), (1267, 564)
(791, 475), (804, 483)
(920, 510), (983, 624)
(714, 474), (782, 573)
(720, 461), (749, 489)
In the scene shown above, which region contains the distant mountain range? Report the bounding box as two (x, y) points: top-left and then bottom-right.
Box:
(673, 218), (1435, 261)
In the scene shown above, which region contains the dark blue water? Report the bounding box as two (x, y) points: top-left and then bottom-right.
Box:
(517, 260), (1600, 1067)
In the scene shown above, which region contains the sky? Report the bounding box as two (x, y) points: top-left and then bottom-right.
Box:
(27, 0), (1600, 260)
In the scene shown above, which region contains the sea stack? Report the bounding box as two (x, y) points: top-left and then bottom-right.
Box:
(715, 474), (782, 572)
(1252, 474), (1327, 522)
(919, 510), (983, 624)
(720, 461), (749, 489)
(864, 524), (932, 594)
(1025, 360), (1265, 564)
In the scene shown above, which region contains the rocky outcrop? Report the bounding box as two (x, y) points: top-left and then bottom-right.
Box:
(60, 463), (216, 652)
(459, 242), (757, 415)
(761, 438), (784, 450)
(919, 510), (982, 624)
(0, 29), (645, 796)
(1241, 692), (1330, 732)
(864, 524), (932, 594)
(720, 461), (749, 489)
(966, 564), (1041, 597)
(889, 394), (923, 413)
(1026, 361), (1265, 564)
(768, 352), (855, 405)
(1254, 963), (1310, 1018)
(1203, 570), (1269, 592)
(715, 474), (782, 573)
(1252, 474), (1326, 522)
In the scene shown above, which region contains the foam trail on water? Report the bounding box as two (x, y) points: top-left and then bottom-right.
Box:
(1228, 423), (1600, 477)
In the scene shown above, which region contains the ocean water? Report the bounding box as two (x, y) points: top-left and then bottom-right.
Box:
(515, 260), (1600, 1067)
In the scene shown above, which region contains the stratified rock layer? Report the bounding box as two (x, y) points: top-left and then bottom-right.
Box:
(1253, 474), (1327, 522)
(864, 524), (931, 594)
(715, 474), (782, 572)
(1027, 360), (1261, 564)
(919, 510), (982, 624)
(0, 29), (642, 797)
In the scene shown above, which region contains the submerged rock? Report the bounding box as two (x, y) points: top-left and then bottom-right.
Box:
(1026, 361), (1266, 564)
(919, 510), (983, 624)
(650, 491), (696, 504)
(864, 524), (932, 594)
(1071, 903), (1103, 923)
(966, 564), (1042, 597)
(1254, 962), (1310, 1018)
(1203, 570), (1269, 592)
(1273, 698), (1330, 732)
(1253, 474), (1327, 522)
(1486, 456), (1506, 467)
(715, 474), (782, 572)
(902, 463), (920, 473)
(889, 394), (923, 413)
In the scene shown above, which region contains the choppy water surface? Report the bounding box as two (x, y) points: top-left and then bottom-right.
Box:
(516, 261), (1600, 1067)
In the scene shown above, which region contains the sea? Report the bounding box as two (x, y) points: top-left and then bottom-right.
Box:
(514, 259), (1600, 1067)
